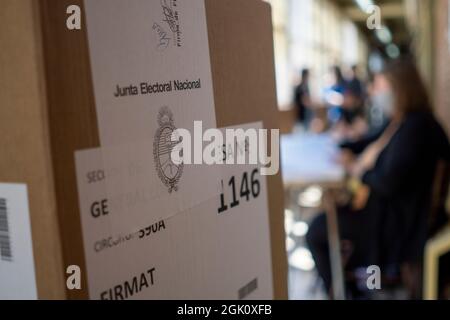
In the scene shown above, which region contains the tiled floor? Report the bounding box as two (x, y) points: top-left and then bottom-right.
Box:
(285, 188), (328, 300)
(288, 267), (328, 300)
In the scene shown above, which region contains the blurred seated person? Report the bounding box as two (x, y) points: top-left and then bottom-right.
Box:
(347, 65), (365, 103)
(367, 73), (393, 131)
(306, 58), (450, 298)
(331, 88), (368, 142)
(338, 73), (394, 163)
(326, 66), (368, 140)
(342, 65), (366, 124)
(324, 66), (347, 125)
(294, 69), (313, 128)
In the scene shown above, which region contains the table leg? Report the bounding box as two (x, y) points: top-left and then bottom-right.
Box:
(324, 189), (346, 300)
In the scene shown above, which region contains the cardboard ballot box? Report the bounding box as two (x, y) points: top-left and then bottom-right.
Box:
(0, 0), (287, 299)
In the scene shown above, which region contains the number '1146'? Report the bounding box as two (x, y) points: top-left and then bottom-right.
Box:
(218, 169), (260, 214)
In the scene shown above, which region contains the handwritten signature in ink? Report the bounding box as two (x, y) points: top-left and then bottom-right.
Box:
(152, 23), (171, 50)
(160, 0), (177, 33)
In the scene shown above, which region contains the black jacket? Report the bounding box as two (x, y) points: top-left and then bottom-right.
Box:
(361, 111), (450, 267)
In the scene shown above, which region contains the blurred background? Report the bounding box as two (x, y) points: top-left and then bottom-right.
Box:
(268, 0), (449, 125)
(265, 0), (450, 300)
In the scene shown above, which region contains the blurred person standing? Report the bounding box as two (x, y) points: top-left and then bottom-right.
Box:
(347, 65), (365, 104)
(294, 68), (313, 128)
(307, 59), (450, 298)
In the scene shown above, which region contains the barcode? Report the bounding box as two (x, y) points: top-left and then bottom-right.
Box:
(238, 278), (258, 300)
(0, 198), (12, 261)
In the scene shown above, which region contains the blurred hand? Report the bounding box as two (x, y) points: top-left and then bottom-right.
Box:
(352, 184), (371, 211)
(352, 122), (400, 178)
(352, 142), (384, 178)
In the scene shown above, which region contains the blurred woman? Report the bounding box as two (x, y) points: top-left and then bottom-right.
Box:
(306, 59), (450, 297)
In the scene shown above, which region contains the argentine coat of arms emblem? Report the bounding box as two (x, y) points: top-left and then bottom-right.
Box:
(153, 107), (183, 193)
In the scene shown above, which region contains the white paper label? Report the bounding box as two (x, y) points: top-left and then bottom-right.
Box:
(0, 183), (37, 300)
(84, 0), (220, 219)
(75, 122), (273, 299)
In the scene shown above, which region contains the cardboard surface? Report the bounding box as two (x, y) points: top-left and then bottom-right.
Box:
(1, 0), (287, 299)
(205, 0), (287, 299)
(0, 0), (66, 299)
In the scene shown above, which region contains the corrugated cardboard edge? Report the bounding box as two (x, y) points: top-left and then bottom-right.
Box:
(38, 0), (99, 299)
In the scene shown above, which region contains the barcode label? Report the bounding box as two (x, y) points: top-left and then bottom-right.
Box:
(0, 183), (37, 299)
(0, 198), (12, 261)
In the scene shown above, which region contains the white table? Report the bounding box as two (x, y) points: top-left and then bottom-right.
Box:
(281, 133), (346, 300)
(282, 133), (344, 188)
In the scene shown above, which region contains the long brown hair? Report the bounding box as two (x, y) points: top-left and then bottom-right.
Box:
(382, 58), (432, 116)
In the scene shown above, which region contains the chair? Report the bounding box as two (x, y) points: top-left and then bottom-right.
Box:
(351, 160), (450, 300)
(403, 160), (450, 299)
(423, 226), (450, 299)
(420, 160), (450, 299)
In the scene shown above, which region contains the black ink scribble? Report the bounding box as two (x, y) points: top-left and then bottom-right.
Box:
(160, 0), (177, 33)
(152, 23), (171, 50)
